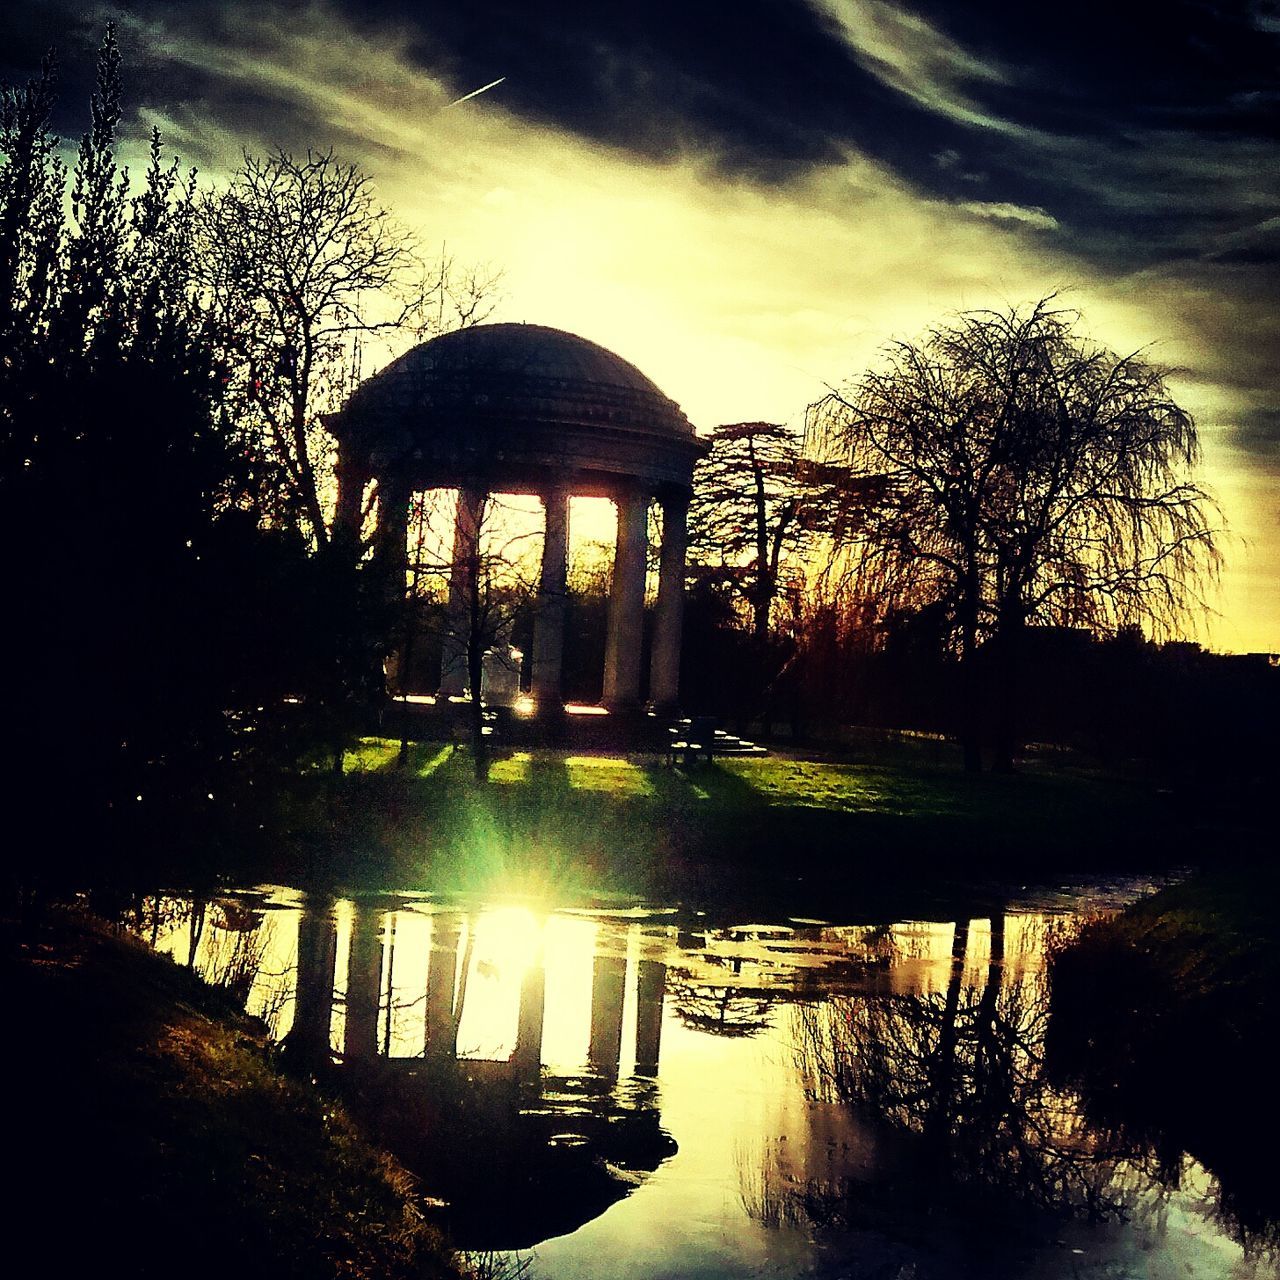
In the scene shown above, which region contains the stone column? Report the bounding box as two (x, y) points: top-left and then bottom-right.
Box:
(374, 480), (412, 692)
(648, 493), (689, 713)
(374, 478), (411, 599)
(602, 486), (649, 710)
(531, 487), (569, 715)
(439, 487), (486, 697)
(332, 442), (369, 545)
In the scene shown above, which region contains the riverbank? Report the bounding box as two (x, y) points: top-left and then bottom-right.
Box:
(13, 860), (1278, 1275)
(5, 905), (463, 1280)
(19, 738), (1234, 935)
(1047, 867), (1280, 1251)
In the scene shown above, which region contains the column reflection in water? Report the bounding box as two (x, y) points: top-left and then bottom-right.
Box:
(513, 920), (547, 1082)
(281, 901), (673, 1084)
(589, 951), (627, 1082)
(634, 959), (667, 1078)
(344, 900), (384, 1062)
(426, 912), (462, 1061)
(284, 895), (338, 1065)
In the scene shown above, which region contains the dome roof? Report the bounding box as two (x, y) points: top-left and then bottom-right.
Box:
(341, 322), (694, 439)
(333, 322), (704, 495)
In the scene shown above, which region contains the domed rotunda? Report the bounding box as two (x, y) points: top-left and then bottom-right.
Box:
(329, 323), (707, 714)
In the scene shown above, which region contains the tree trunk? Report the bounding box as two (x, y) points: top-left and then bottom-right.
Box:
(397, 605), (419, 767)
(751, 590), (771, 646)
(959, 576), (983, 773)
(991, 611), (1024, 774)
(926, 918), (971, 1165)
(468, 630), (488, 781)
(961, 662), (982, 772)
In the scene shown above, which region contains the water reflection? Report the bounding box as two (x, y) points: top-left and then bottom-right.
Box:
(785, 915), (1147, 1248)
(123, 887), (1280, 1277)
(134, 892), (682, 1247)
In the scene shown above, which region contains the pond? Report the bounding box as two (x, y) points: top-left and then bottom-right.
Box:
(130, 879), (1277, 1279)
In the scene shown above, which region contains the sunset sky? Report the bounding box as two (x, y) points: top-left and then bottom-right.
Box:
(6, 0), (1279, 652)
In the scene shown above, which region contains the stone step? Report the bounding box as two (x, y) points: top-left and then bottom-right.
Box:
(668, 722), (768, 758)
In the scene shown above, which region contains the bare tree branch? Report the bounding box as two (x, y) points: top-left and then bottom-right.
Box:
(810, 297), (1222, 770)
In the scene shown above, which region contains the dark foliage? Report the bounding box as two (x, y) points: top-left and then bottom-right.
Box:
(0, 32), (386, 875)
(813, 299), (1220, 771)
(1048, 875), (1280, 1253)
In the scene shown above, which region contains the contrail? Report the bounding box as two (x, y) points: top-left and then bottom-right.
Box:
(447, 77), (507, 108)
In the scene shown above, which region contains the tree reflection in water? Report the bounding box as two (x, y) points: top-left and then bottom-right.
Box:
(122, 893), (293, 1032)
(462, 1251), (533, 1280)
(777, 915), (1169, 1251)
(667, 967), (776, 1038)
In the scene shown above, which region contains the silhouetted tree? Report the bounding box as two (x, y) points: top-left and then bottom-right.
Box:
(198, 152), (500, 545)
(1, 31), (254, 850)
(0, 54), (62, 392)
(812, 298), (1220, 771)
(689, 421), (830, 643)
(778, 535), (950, 737)
(0, 32), (397, 867)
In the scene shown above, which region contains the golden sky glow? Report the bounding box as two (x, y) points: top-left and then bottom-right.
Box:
(18, 1), (1275, 651)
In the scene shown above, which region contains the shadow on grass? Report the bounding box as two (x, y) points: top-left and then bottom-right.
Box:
(109, 744), (1194, 913)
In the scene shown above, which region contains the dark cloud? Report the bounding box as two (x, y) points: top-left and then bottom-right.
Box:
(341, 0), (1280, 274)
(6, 0), (1277, 274)
(1, 2), (111, 134)
(3, 0), (1277, 644)
(5, 1), (1275, 428)
(1235, 407), (1280, 462)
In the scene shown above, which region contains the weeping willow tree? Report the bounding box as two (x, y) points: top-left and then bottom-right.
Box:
(812, 297), (1222, 771)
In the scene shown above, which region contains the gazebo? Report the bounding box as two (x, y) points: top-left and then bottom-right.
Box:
(329, 323), (707, 716)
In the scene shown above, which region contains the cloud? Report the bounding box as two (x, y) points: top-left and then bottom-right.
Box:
(805, 0), (1014, 130)
(16, 3), (1276, 273)
(958, 201), (1059, 231)
(1233, 407), (1280, 463)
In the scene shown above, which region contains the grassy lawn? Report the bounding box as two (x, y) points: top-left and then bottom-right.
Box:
(353, 741), (1155, 820)
(266, 741), (1186, 903)
(718, 755), (1067, 818)
(344, 736), (405, 773)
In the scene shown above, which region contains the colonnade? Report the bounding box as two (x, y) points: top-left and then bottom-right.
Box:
(288, 901), (667, 1081)
(368, 478), (690, 714)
